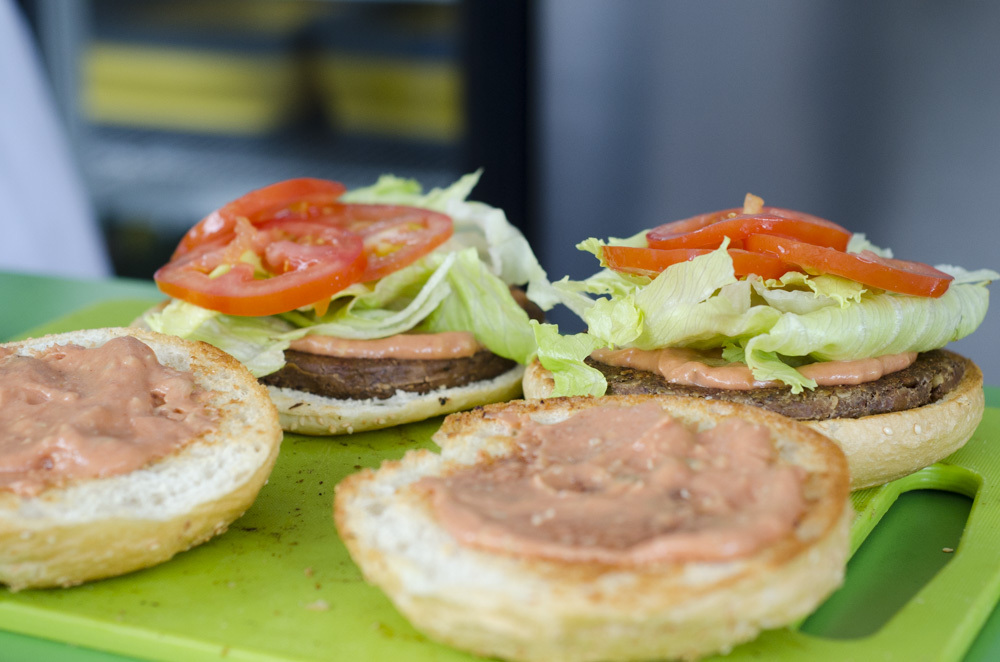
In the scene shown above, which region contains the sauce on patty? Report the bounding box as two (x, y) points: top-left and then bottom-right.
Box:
(290, 331), (481, 360)
(591, 347), (917, 390)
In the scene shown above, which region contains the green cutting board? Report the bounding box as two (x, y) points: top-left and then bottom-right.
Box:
(2, 299), (1000, 661)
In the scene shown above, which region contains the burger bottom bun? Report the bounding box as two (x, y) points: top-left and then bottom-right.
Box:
(0, 328), (283, 591)
(522, 352), (985, 491)
(269, 364), (525, 436)
(335, 395), (852, 662)
(805, 355), (983, 489)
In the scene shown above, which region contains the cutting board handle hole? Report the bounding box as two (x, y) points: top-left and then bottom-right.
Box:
(801, 488), (972, 639)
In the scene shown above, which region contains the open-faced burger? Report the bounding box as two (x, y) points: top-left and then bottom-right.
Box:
(525, 194), (996, 489)
(146, 172), (556, 435)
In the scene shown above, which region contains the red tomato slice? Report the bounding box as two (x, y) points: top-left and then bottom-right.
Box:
(156, 220), (365, 316)
(744, 234), (953, 297)
(647, 210), (851, 252)
(645, 207), (744, 238)
(165, 178), (455, 313)
(602, 245), (795, 281)
(320, 204), (454, 281)
(173, 178), (348, 258)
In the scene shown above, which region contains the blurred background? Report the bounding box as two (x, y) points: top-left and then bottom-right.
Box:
(6, 0), (1000, 381)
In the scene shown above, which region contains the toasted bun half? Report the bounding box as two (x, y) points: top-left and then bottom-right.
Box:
(805, 355), (983, 489)
(523, 353), (984, 490)
(335, 395), (851, 662)
(0, 328), (282, 591)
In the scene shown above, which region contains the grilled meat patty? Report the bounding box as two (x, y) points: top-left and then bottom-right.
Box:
(259, 287), (539, 402)
(260, 349), (517, 400)
(588, 349), (965, 420)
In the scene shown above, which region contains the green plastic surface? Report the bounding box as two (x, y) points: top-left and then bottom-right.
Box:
(708, 420), (1000, 661)
(2, 296), (1000, 661)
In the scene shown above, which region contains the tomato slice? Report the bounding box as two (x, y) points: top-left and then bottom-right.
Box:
(155, 220), (366, 316)
(744, 234), (953, 297)
(320, 204), (454, 281)
(164, 178), (454, 313)
(602, 245), (795, 281)
(647, 210), (851, 252)
(173, 178), (348, 258)
(645, 207), (744, 239)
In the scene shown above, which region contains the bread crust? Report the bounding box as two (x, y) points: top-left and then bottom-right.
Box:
(523, 352), (985, 490)
(335, 395), (851, 662)
(522, 357), (557, 400)
(0, 328), (282, 590)
(805, 355), (983, 489)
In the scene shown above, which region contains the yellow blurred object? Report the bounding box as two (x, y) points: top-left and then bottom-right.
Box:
(78, 0), (464, 140)
(311, 54), (463, 142)
(83, 43), (305, 134)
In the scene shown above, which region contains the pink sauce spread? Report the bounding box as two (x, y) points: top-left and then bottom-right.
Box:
(0, 337), (216, 497)
(421, 401), (806, 565)
(289, 331), (482, 360)
(591, 347), (917, 390)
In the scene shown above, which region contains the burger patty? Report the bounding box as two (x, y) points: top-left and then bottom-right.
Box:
(588, 349), (965, 420)
(260, 349), (518, 400)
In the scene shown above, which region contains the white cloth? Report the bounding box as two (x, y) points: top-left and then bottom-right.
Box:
(0, 0), (110, 278)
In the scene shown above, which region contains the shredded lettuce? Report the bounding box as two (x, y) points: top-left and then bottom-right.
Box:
(148, 300), (294, 377)
(741, 279), (991, 391)
(147, 173), (552, 376)
(756, 272), (865, 312)
(542, 238), (996, 397)
(531, 321), (609, 397)
(285, 253), (456, 340)
(419, 249), (537, 363)
(847, 233), (894, 257)
(343, 171), (559, 310)
(938, 264), (1000, 285)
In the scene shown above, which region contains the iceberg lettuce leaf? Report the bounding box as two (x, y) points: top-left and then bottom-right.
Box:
(936, 264), (1000, 285)
(540, 234), (994, 392)
(847, 233), (894, 257)
(342, 170), (558, 310)
(624, 247), (782, 350)
(531, 321), (609, 397)
(744, 282), (990, 365)
(420, 249), (537, 363)
(149, 173), (552, 376)
(754, 272), (865, 314)
(147, 300), (293, 377)
(583, 294), (643, 347)
(147, 248), (538, 375)
(300, 253), (455, 340)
